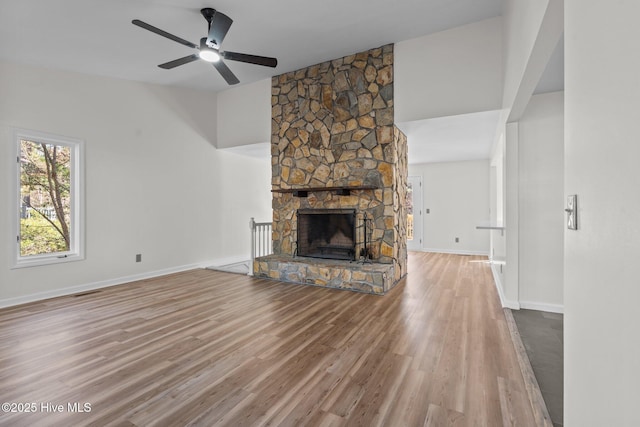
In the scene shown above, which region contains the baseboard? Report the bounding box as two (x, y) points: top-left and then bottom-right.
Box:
(487, 265), (561, 313)
(519, 301), (564, 314)
(418, 248), (490, 256)
(491, 263), (520, 310)
(0, 263), (203, 309)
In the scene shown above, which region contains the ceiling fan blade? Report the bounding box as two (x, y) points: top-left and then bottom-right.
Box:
(207, 11), (233, 47)
(132, 19), (197, 49)
(212, 60), (240, 85)
(221, 51), (278, 68)
(158, 54), (200, 69)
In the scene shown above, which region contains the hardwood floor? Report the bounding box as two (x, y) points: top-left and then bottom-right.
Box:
(0, 252), (536, 426)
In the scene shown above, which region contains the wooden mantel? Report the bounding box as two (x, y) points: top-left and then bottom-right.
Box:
(271, 185), (379, 197)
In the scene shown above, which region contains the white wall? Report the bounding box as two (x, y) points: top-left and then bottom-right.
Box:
(0, 61), (271, 306)
(216, 17), (504, 150)
(408, 160), (489, 255)
(565, 1), (640, 425)
(218, 17), (504, 149)
(504, 122), (520, 308)
(216, 78), (271, 148)
(489, 136), (507, 302)
(493, 0), (563, 312)
(518, 91), (564, 311)
(502, 0), (550, 112)
(394, 17), (503, 122)
(502, 0), (563, 121)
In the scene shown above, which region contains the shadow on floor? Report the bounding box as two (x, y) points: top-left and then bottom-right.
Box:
(207, 260), (251, 275)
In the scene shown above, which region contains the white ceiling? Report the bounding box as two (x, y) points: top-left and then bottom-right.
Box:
(0, 0), (502, 92)
(0, 1), (562, 165)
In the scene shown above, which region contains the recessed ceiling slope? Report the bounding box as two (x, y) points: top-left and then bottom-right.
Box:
(397, 110), (502, 164)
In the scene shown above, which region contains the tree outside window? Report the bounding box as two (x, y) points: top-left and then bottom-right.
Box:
(20, 140), (72, 256)
(13, 129), (84, 268)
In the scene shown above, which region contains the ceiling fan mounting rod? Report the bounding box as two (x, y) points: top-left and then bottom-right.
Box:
(200, 7), (216, 47)
(201, 8), (216, 27)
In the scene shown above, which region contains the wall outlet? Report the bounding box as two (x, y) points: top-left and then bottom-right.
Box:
(455, 237), (459, 243)
(136, 254), (142, 263)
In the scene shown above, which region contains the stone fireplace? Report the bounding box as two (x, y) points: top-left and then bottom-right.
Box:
(253, 44), (408, 295)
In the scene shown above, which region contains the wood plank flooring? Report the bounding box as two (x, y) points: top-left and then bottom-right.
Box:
(0, 252), (536, 426)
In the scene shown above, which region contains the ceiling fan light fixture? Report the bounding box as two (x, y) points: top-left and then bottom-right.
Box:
(199, 48), (220, 62)
(198, 37), (220, 62)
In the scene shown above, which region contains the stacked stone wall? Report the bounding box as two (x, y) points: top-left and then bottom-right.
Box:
(269, 44), (407, 284)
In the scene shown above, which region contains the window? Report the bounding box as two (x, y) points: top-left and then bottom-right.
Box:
(406, 181), (414, 241)
(12, 128), (84, 268)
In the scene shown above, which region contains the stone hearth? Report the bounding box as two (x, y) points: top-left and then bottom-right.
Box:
(253, 44), (408, 295)
(254, 255), (395, 295)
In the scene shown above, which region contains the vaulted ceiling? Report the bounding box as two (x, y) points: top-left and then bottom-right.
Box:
(0, 0), (502, 92)
(1, 1), (563, 164)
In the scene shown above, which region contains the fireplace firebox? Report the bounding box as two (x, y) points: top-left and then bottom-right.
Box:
(297, 209), (356, 261)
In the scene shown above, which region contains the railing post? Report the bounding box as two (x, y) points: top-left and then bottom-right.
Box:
(250, 218), (273, 276)
(250, 217), (256, 276)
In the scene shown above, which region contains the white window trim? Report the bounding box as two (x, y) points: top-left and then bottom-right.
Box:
(11, 128), (85, 269)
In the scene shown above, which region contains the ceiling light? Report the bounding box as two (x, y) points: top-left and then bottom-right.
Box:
(198, 37), (220, 62)
(199, 48), (220, 62)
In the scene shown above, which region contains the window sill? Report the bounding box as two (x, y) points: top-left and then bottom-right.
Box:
(12, 253), (85, 269)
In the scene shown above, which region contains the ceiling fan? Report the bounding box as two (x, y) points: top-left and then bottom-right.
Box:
(132, 8), (277, 85)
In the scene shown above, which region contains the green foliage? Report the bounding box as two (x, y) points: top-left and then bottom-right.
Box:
(20, 139), (72, 256)
(20, 215), (68, 256)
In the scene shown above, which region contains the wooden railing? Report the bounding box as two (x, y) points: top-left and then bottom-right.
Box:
(250, 217), (273, 275)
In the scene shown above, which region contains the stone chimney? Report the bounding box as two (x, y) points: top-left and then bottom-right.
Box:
(258, 44), (407, 291)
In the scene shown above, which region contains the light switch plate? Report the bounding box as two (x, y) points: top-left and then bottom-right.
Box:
(566, 195), (578, 230)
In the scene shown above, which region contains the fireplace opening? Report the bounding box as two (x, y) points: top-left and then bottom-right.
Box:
(297, 209), (356, 261)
